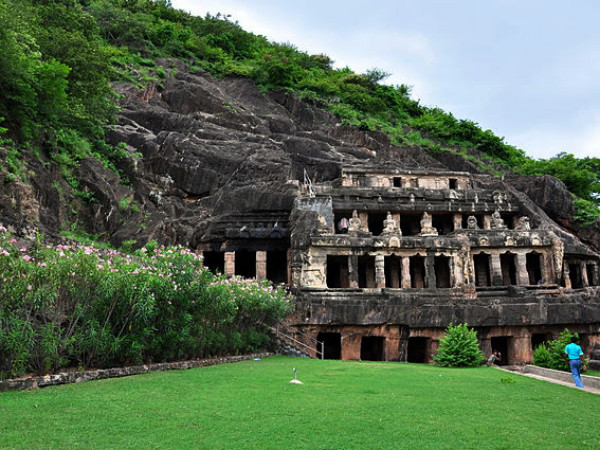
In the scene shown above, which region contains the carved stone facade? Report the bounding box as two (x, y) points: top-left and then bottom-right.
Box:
(288, 167), (600, 364)
(198, 166), (600, 365)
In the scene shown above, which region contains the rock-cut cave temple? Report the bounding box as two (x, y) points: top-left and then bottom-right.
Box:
(198, 166), (600, 364)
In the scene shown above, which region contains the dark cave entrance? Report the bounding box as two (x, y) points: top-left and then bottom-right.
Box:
(203, 251), (224, 274)
(474, 253), (491, 287)
(490, 336), (510, 365)
(432, 213), (454, 235)
(327, 255), (349, 288)
(500, 252), (517, 286)
(435, 256), (451, 288)
(407, 337), (429, 363)
(410, 255), (426, 288)
(359, 255), (376, 288)
(360, 336), (385, 361)
(401, 213), (421, 236)
(317, 332), (342, 360)
(526, 252), (543, 285)
(235, 251), (256, 279)
(384, 255), (402, 288)
(267, 250), (287, 284)
(368, 212), (387, 236)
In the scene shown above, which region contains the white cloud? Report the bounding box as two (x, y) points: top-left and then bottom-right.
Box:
(509, 114), (600, 160)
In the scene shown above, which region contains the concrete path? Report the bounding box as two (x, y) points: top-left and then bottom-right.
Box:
(499, 365), (600, 395)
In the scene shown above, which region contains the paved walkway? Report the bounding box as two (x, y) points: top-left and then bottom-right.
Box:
(499, 366), (600, 395)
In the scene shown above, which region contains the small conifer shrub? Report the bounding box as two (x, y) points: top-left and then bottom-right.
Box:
(433, 323), (484, 367)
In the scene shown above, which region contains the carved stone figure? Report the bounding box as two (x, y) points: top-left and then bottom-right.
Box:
(381, 211), (401, 235)
(551, 232), (564, 282)
(491, 210), (507, 229)
(348, 210), (362, 232)
(419, 212), (438, 236)
(515, 216), (531, 231)
(467, 215), (479, 230)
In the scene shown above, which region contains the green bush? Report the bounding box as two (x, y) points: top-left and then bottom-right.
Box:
(533, 329), (581, 371)
(0, 228), (292, 378)
(433, 323), (484, 367)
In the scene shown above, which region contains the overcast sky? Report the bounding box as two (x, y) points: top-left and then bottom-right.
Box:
(172, 0), (600, 160)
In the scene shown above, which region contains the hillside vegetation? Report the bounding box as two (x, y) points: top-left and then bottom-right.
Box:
(1, 0), (600, 226)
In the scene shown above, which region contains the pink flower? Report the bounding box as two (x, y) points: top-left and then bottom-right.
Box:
(23, 255), (32, 262)
(27, 285), (33, 291)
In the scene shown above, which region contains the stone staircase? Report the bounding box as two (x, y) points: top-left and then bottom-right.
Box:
(269, 322), (324, 359)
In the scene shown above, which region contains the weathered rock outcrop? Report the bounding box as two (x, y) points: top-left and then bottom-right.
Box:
(0, 62), (597, 255)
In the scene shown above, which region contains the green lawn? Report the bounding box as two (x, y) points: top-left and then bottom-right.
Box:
(1, 356), (599, 450)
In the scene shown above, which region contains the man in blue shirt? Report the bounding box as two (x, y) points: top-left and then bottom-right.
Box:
(564, 336), (586, 388)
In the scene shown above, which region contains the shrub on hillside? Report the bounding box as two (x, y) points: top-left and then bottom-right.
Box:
(433, 323), (484, 367)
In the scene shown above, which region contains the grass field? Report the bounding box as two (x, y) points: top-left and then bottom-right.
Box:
(1, 356), (599, 450)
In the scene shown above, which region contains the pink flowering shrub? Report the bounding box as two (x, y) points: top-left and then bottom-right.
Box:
(0, 230), (292, 378)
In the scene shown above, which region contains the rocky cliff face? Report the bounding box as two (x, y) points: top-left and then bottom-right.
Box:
(0, 62), (598, 253)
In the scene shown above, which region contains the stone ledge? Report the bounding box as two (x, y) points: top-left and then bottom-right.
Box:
(0, 352), (273, 392)
(516, 364), (600, 390)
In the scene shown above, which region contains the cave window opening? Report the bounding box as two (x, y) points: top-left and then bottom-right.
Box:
(393, 177), (403, 188)
(500, 252), (517, 286)
(267, 251), (287, 284)
(327, 255), (349, 288)
(432, 213), (454, 235)
(317, 332), (342, 360)
(235, 251), (256, 279)
(449, 178), (458, 189)
(501, 213), (514, 229)
(334, 211), (353, 234)
(407, 337), (429, 363)
(400, 213), (421, 236)
(360, 336), (385, 361)
(435, 256), (451, 288)
(203, 251), (224, 275)
(569, 263), (583, 289)
(410, 255), (426, 288)
(368, 212), (387, 236)
(473, 253), (491, 287)
(384, 255), (402, 288)
(358, 255), (376, 288)
(526, 252), (543, 285)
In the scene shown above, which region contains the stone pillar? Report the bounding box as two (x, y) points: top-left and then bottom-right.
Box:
(516, 253), (530, 286)
(490, 253), (504, 286)
(510, 335), (533, 364)
(592, 264), (600, 286)
(341, 330), (361, 361)
(453, 214), (462, 231)
(480, 338), (492, 360)
(482, 214), (491, 230)
(393, 213), (402, 234)
(348, 255), (359, 288)
(425, 254), (436, 289)
(401, 256), (411, 288)
(224, 251), (235, 276)
(581, 263), (589, 287)
(359, 212), (369, 232)
(384, 327), (402, 361)
(375, 255), (385, 288)
(256, 251), (267, 281)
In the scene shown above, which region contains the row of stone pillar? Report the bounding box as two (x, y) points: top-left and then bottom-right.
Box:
(332, 251), (548, 289)
(223, 251), (269, 280)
